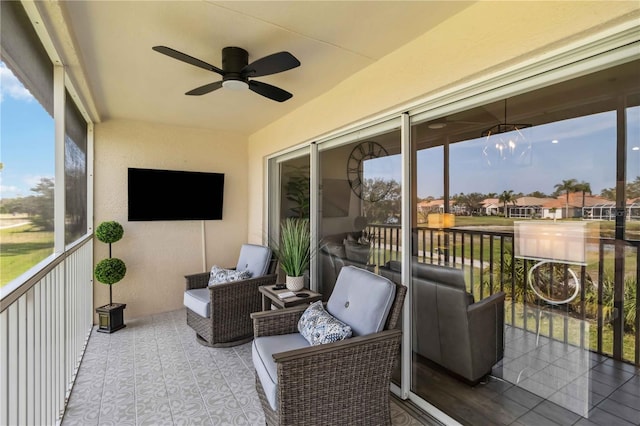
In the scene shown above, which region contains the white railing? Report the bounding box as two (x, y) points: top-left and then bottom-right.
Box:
(0, 238), (93, 425)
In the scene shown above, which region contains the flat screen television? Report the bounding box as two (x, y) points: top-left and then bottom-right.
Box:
(128, 168), (224, 221)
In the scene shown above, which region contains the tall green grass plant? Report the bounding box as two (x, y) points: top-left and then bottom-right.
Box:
(274, 218), (311, 277)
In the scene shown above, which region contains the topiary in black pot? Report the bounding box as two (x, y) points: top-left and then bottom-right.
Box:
(94, 221), (127, 333)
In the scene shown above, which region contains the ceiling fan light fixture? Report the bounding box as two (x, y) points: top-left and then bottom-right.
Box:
(481, 99), (532, 166)
(222, 79), (249, 91)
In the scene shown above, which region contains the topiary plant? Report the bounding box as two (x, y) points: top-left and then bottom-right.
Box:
(96, 221), (124, 245)
(94, 221), (126, 306)
(94, 258), (127, 285)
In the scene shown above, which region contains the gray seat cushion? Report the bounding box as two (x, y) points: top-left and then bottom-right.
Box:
(252, 333), (309, 410)
(184, 244), (272, 318)
(183, 288), (210, 318)
(326, 265), (396, 336)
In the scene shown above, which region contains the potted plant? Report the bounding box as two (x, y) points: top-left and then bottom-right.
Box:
(274, 218), (311, 291)
(94, 221), (127, 333)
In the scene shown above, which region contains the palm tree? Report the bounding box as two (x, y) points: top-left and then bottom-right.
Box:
(554, 178), (578, 218)
(600, 187), (616, 200)
(575, 181), (592, 209)
(498, 190), (515, 217)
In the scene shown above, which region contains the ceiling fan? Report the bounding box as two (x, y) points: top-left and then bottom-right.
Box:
(152, 45), (300, 102)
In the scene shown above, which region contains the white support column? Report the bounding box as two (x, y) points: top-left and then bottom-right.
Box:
(53, 65), (65, 255)
(87, 123), (95, 235)
(399, 112), (412, 400)
(309, 142), (319, 292)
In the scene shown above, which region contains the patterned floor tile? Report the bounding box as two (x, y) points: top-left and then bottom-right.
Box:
(62, 308), (430, 426)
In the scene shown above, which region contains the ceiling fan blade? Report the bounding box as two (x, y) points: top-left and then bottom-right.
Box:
(152, 46), (223, 75)
(185, 81), (223, 96)
(249, 80), (293, 102)
(242, 52), (300, 77)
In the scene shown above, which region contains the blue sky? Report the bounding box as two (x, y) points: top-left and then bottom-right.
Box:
(1, 61), (54, 199)
(366, 108), (640, 199)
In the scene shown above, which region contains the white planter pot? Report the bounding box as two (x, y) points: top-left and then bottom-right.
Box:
(286, 275), (305, 291)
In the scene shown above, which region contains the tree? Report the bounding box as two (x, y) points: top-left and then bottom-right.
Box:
(600, 177), (640, 201)
(362, 178), (401, 223)
(575, 181), (592, 209)
(627, 176), (640, 199)
(498, 190), (515, 217)
(29, 178), (55, 231)
(453, 192), (485, 216)
(527, 191), (549, 198)
(0, 198), (25, 215)
(362, 177), (396, 203)
(554, 178), (578, 219)
(600, 187), (616, 200)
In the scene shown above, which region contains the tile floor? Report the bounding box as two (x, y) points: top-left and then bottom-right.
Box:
(494, 314), (640, 423)
(499, 318), (600, 417)
(61, 309), (433, 426)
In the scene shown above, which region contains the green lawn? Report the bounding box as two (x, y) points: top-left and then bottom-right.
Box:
(0, 222), (54, 287)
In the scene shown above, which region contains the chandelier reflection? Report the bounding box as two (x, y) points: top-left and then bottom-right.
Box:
(482, 99), (532, 167)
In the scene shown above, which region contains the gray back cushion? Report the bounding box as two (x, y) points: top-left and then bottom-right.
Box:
(414, 262), (466, 291)
(236, 244), (272, 277)
(326, 265), (396, 336)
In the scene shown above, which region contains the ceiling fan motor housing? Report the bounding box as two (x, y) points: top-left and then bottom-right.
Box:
(222, 47), (249, 82)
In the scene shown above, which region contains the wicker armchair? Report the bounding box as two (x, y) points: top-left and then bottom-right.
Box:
(184, 244), (277, 347)
(251, 266), (406, 426)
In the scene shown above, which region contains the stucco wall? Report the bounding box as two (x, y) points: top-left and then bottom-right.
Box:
(246, 1), (640, 243)
(94, 119), (248, 319)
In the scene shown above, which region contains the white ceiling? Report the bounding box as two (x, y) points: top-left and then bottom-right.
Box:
(58, 1), (473, 135)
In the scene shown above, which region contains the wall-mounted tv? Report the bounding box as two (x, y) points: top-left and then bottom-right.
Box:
(128, 168), (224, 221)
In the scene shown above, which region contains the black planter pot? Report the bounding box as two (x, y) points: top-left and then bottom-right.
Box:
(96, 303), (126, 333)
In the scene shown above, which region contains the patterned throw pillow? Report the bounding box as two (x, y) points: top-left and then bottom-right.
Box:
(298, 301), (352, 345)
(208, 265), (252, 286)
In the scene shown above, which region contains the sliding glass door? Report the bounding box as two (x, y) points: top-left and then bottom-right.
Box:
(405, 60), (638, 420)
(267, 56), (640, 423)
(316, 119), (402, 298)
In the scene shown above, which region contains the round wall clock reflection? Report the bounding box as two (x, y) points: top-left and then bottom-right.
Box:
(346, 141), (389, 200)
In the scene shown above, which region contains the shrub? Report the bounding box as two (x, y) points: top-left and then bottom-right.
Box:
(95, 221), (124, 244)
(94, 258), (126, 285)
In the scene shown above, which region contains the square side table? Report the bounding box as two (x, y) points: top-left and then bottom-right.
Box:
(258, 285), (322, 310)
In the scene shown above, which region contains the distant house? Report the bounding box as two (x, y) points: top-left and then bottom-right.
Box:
(417, 199), (445, 214)
(581, 197), (640, 221)
(417, 199), (466, 222)
(543, 193), (611, 219)
(507, 197), (555, 218)
(482, 198), (501, 215)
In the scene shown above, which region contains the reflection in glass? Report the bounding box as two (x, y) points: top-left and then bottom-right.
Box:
(317, 130), (401, 299)
(404, 61), (639, 419)
(626, 102), (640, 240)
(65, 90), (88, 244)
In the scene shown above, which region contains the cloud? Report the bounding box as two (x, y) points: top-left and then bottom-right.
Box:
(0, 62), (34, 103)
(0, 174), (54, 200)
(0, 184), (23, 199)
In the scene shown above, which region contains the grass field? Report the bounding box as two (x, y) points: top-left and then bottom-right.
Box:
(0, 215), (53, 287)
